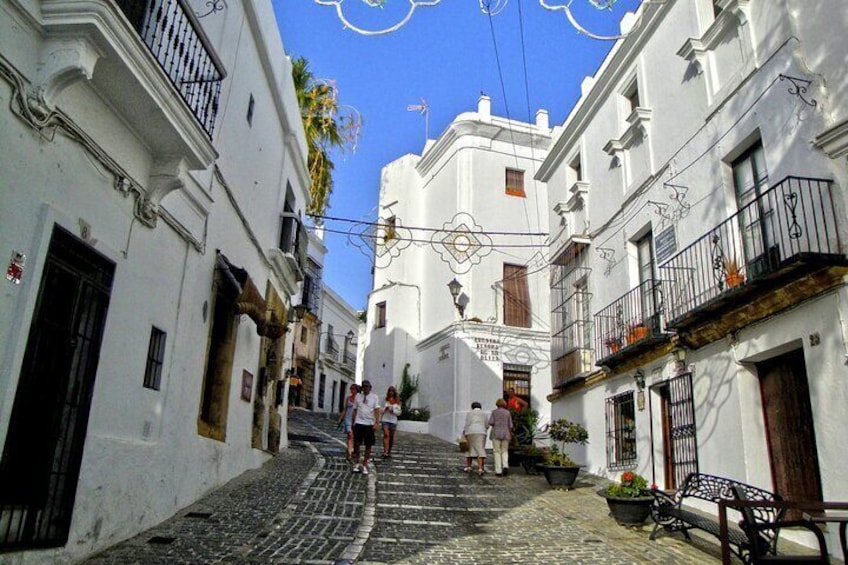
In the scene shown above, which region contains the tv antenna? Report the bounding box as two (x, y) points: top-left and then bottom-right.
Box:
(406, 98), (429, 142)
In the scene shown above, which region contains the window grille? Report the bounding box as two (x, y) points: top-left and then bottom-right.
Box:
(505, 168), (525, 197)
(144, 326), (166, 390)
(606, 391), (637, 469)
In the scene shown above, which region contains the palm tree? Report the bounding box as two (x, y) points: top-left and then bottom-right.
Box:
(291, 57), (359, 215)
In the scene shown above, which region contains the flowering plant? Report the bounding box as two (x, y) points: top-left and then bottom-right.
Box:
(604, 471), (650, 498)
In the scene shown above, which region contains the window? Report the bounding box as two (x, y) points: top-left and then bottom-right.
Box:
(300, 326), (308, 343)
(382, 216), (397, 244)
(143, 326), (166, 390)
(246, 94), (255, 126)
(732, 141), (775, 277)
(606, 391), (637, 469)
(503, 364), (531, 409)
(503, 264), (531, 327)
(375, 301), (387, 329)
(318, 373), (326, 409)
(568, 154), (583, 184)
(712, 0), (723, 16)
(624, 80), (641, 112)
(635, 232), (658, 331)
(505, 168), (525, 197)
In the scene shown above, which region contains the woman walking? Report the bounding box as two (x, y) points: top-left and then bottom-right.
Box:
(462, 401), (489, 476)
(338, 383), (359, 460)
(488, 398), (513, 476)
(381, 386), (402, 458)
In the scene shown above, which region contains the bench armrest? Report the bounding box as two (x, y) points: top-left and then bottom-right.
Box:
(742, 519), (829, 558)
(649, 488), (679, 509)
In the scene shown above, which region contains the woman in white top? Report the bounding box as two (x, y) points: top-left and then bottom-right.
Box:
(381, 386), (402, 458)
(462, 401), (489, 476)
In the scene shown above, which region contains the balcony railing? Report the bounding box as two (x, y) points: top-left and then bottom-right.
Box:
(115, 0), (224, 137)
(343, 351), (356, 368)
(660, 176), (841, 324)
(594, 279), (667, 366)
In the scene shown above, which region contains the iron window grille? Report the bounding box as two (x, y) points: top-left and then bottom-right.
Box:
(144, 326), (166, 390)
(606, 391), (637, 469)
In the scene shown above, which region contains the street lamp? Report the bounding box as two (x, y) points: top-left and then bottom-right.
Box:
(447, 278), (465, 319)
(289, 303), (308, 325)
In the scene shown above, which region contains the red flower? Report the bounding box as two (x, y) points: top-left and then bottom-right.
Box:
(650, 483), (658, 490)
(621, 471), (634, 483)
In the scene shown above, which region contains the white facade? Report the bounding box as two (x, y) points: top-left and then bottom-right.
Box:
(0, 0), (309, 562)
(539, 0), (848, 557)
(361, 96), (554, 444)
(316, 286), (361, 414)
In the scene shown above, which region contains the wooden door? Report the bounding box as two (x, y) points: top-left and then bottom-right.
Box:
(758, 349), (822, 514)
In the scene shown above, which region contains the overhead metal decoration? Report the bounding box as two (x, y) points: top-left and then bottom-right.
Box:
(313, 0), (627, 37)
(347, 215), (412, 267)
(779, 74), (817, 108)
(430, 212), (493, 274)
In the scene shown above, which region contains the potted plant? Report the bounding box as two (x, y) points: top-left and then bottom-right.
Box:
(626, 322), (648, 344)
(604, 336), (623, 354)
(517, 443), (549, 475)
(538, 418), (588, 488)
(597, 471), (654, 525)
(722, 255), (744, 289)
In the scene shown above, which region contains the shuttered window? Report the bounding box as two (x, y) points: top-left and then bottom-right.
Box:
(505, 168), (525, 197)
(503, 264), (531, 327)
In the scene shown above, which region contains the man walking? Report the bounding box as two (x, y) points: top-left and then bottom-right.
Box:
(351, 380), (381, 475)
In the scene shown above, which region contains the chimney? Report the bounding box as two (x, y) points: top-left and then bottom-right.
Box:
(478, 94), (491, 117)
(535, 109), (549, 130)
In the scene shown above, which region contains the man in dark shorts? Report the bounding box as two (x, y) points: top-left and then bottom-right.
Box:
(351, 380), (381, 474)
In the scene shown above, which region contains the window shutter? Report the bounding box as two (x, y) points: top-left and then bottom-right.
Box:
(503, 264), (531, 327)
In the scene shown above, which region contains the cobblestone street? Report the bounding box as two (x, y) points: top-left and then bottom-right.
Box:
(86, 410), (725, 564)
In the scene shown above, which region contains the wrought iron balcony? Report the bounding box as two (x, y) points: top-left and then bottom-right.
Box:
(115, 0), (224, 137)
(660, 176), (847, 349)
(551, 316), (593, 389)
(594, 279), (669, 369)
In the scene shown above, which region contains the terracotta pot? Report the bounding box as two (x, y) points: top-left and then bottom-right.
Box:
(725, 273), (744, 288)
(627, 325), (648, 344)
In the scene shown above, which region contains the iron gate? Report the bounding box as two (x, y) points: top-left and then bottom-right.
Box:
(667, 372), (699, 487)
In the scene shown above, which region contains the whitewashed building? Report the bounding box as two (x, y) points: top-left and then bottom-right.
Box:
(315, 286), (361, 414)
(0, 0), (310, 561)
(539, 0), (848, 556)
(360, 95), (554, 444)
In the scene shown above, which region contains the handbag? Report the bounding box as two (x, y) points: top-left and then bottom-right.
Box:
(459, 434), (469, 452)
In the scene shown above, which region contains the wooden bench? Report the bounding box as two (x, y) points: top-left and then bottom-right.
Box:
(649, 473), (785, 563)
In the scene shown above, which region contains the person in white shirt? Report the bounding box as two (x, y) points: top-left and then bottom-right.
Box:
(462, 401), (490, 476)
(351, 380), (381, 475)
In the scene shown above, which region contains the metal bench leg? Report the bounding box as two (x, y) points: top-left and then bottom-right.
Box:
(649, 522), (662, 540)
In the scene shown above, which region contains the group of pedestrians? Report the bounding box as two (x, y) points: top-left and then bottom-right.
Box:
(462, 388), (528, 477)
(338, 380), (401, 475)
(339, 380), (530, 478)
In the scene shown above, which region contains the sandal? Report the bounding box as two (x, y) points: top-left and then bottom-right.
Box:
(463, 466), (471, 473)
(477, 469), (485, 477)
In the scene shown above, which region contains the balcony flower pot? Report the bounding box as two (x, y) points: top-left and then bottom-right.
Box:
(604, 338), (622, 354)
(626, 324), (648, 344)
(598, 471), (653, 526)
(722, 255), (744, 289)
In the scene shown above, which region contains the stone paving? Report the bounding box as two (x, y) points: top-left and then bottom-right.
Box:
(86, 409), (729, 564)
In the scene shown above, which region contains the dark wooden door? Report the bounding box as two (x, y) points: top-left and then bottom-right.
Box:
(758, 349), (822, 514)
(0, 226), (114, 549)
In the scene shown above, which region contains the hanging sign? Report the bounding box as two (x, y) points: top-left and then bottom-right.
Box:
(6, 251), (25, 284)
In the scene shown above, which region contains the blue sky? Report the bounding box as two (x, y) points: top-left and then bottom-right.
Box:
(273, 0), (642, 311)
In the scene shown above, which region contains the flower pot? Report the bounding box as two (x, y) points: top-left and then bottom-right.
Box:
(520, 454), (544, 475)
(597, 489), (653, 525)
(725, 273), (744, 288)
(626, 325), (648, 344)
(539, 465), (580, 488)
(606, 341), (622, 354)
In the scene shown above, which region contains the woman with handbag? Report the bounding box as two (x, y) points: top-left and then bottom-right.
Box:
(381, 386), (402, 458)
(462, 401), (489, 476)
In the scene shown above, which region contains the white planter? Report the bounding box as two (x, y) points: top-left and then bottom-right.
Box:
(397, 420), (429, 434)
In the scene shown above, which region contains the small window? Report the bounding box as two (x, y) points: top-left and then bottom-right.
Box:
(568, 154), (583, 184)
(505, 168), (525, 197)
(247, 94), (255, 127)
(375, 302), (387, 329)
(624, 81), (640, 112)
(606, 391), (637, 469)
(144, 326), (166, 390)
(382, 216), (397, 244)
(318, 373), (326, 409)
(300, 326), (308, 343)
(712, 0), (723, 17)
